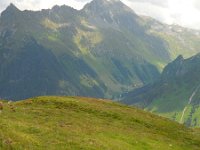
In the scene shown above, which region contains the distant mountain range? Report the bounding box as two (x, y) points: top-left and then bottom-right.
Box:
(122, 53), (200, 127)
(0, 0), (200, 100)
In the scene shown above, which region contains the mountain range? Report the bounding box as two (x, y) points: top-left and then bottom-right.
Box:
(0, 0), (200, 101)
(122, 53), (200, 127)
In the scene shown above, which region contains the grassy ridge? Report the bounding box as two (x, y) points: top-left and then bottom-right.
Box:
(0, 96), (200, 150)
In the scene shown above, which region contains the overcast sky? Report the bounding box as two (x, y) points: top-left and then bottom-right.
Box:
(0, 0), (200, 30)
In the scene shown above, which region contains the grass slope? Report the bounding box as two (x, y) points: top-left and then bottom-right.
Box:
(0, 96), (200, 150)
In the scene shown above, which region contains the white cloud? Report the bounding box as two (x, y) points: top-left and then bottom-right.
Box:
(0, 0), (200, 30)
(123, 0), (200, 29)
(123, 1), (173, 24)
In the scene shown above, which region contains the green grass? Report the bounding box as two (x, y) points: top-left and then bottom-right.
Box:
(143, 85), (200, 126)
(0, 96), (200, 149)
(147, 85), (192, 112)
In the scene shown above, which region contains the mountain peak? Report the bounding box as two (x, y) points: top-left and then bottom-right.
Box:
(175, 55), (184, 62)
(1, 3), (20, 17)
(51, 4), (78, 16)
(83, 0), (132, 13)
(52, 4), (75, 10)
(6, 3), (19, 12)
(83, 0), (133, 16)
(0, 3), (21, 22)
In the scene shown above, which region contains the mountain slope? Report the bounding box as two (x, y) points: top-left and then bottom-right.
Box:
(141, 16), (200, 61)
(0, 96), (200, 149)
(0, 1), (164, 100)
(122, 53), (200, 127)
(0, 0), (200, 100)
(0, 3), (109, 100)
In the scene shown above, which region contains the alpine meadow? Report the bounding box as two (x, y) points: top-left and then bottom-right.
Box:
(0, 0), (200, 149)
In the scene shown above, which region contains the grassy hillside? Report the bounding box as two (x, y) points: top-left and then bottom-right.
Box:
(0, 96), (200, 150)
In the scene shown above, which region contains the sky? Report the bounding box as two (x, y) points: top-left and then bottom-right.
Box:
(0, 0), (200, 30)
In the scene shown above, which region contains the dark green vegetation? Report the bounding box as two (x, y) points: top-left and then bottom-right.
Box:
(1, 96), (200, 149)
(0, 0), (200, 100)
(122, 54), (200, 127)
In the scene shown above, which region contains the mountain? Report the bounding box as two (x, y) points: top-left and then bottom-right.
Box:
(0, 0), (200, 100)
(142, 17), (200, 61)
(122, 53), (200, 127)
(0, 96), (200, 149)
(0, 1), (160, 100)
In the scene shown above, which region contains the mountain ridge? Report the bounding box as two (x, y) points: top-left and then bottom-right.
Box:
(0, 0), (200, 100)
(122, 53), (200, 127)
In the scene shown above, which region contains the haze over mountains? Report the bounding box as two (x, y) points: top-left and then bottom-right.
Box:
(0, 0), (200, 101)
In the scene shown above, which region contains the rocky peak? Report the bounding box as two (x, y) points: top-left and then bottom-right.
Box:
(0, 4), (21, 25)
(83, 0), (133, 15)
(2, 3), (20, 14)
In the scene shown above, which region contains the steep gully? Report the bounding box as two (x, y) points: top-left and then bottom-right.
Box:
(179, 85), (200, 124)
